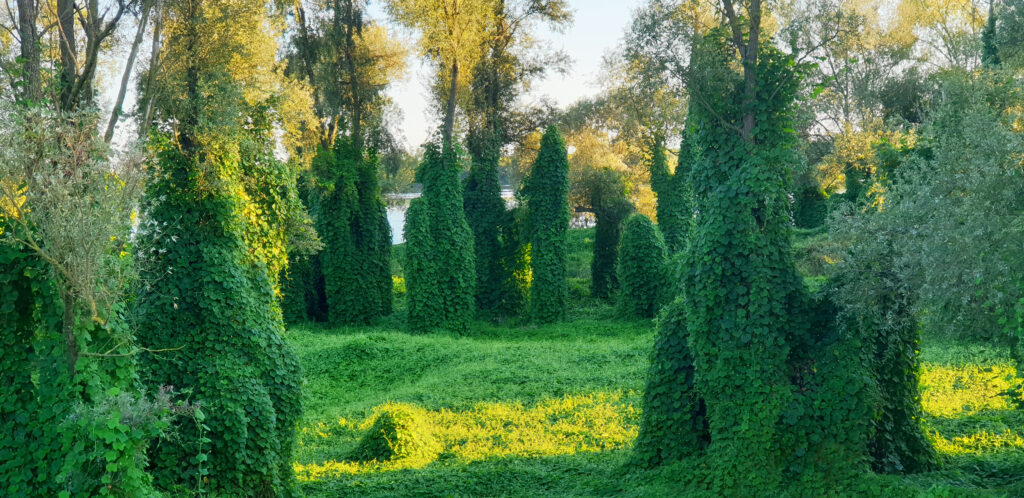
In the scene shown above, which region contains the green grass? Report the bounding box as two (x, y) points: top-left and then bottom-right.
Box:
(286, 228), (1024, 496)
(286, 320), (1024, 497)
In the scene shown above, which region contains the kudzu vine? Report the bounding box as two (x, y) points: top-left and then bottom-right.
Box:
(405, 142), (476, 333)
(524, 126), (570, 324)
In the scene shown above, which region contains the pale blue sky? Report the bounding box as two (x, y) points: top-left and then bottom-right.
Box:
(369, 0), (645, 149)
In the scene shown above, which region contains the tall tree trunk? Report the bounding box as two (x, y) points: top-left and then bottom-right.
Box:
(141, 3), (164, 132)
(344, 0), (362, 152)
(57, 0), (77, 111)
(105, 1), (153, 143)
(443, 60), (459, 149)
(16, 0), (40, 103)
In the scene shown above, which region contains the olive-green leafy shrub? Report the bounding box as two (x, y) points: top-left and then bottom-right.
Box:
(649, 135), (693, 254)
(617, 214), (669, 319)
(350, 403), (442, 467)
(405, 142), (476, 333)
(135, 145), (302, 496)
(524, 126), (570, 323)
(830, 214), (938, 474)
(464, 130), (507, 317)
(312, 141), (392, 325)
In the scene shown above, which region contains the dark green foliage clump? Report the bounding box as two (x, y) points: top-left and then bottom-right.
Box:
(649, 135), (693, 254)
(313, 142), (392, 326)
(136, 147), (302, 496)
(464, 130), (507, 317)
(351, 404), (442, 465)
(617, 214), (669, 319)
(793, 186), (828, 229)
(632, 297), (708, 468)
(405, 142), (476, 333)
(831, 243), (937, 474)
(589, 169), (633, 300)
(525, 126), (570, 323)
(0, 240), (67, 496)
(497, 206), (531, 316)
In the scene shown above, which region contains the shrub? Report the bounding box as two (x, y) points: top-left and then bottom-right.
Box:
(524, 126), (570, 323)
(617, 214), (669, 319)
(351, 403), (442, 468)
(405, 142), (476, 333)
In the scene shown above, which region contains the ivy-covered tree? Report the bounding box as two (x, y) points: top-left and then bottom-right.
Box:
(589, 168), (633, 299)
(524, 125), (570, 323)
(405, 142), (476, 332)
(134, 1), (302, 493)
(286, 0), (404, 324)
(464, 131), (507, 316)
(617, 214), (669, 319)
(649, 134), (693, 254)
(635, 4), (901, 492)
(462, 1), (571, 318)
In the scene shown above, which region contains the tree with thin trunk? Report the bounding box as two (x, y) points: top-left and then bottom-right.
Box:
(106, 0), (156, 143)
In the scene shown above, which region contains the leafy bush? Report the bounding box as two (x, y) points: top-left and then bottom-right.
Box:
(405, 142), (476, 333)
(617, 214), (669, 319)
(351, 403), (442, 467)
(524, 126), (571, 323)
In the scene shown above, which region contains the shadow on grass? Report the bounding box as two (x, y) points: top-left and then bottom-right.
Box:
(298, 450), (640, 498)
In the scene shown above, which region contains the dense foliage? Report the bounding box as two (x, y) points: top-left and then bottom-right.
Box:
(632, 297), (707, 468)
(524, 126), (571, 323)
(464, 131), (508, 317)
(405, 142), (476, 333)
(635, 28), (915, 494)
(312, 142), (392, 325)
(648, 135), (693, 254)
(617, 214), (669, 319)
(589, 169), (633, 300)
(136, 144), (303, 496)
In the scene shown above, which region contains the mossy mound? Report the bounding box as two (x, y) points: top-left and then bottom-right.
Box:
(350, 403), (442, 467)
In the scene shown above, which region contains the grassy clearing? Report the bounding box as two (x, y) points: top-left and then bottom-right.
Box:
(287, 321), (1024, 497)
(287, 229), (1024, 496)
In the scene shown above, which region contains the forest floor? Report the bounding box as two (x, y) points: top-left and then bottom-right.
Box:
(287, 229), (1024, 497)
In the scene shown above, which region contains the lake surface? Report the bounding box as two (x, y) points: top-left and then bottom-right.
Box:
(385, 190), (595, 245)
(386, 190), (516, 244)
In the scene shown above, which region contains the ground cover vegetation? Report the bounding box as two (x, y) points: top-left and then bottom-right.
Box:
(2, 0), (1024, 495)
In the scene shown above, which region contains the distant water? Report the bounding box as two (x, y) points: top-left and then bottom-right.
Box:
(384, 189), (597, 245)
(386, 190), (515, 245)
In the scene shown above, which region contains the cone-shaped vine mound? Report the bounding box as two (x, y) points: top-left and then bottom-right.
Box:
(617, 214), (669, 319)
(524, 126), (570, 323)
(649, 135), (693, 255)
(351, 403), (442, 467)
(314, 142), (393, 325)
(464, 130), (507, 317)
